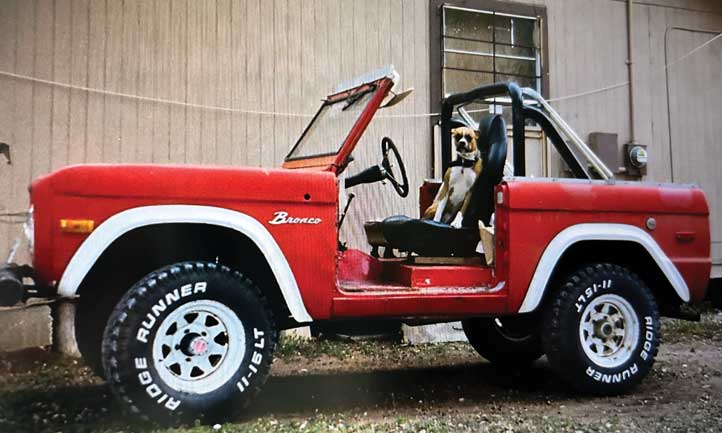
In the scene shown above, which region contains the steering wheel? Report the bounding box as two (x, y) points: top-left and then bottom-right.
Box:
(381, 137), (409, 198)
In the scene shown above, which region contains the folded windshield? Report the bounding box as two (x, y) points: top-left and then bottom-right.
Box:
(285, 86), (377, 161)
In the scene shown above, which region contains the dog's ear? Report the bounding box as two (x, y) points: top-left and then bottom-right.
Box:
(474, 130), (480, 140)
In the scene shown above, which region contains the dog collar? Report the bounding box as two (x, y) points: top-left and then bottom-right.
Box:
(457, 150), (479, 160)
(449, 150), (479, 168)
(449, 157), (477, 168)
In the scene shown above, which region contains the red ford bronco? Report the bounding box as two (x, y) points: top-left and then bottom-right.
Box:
(0, 66), (711, 423)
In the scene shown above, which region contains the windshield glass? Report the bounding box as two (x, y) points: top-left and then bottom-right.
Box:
(285, 87), (377, 161)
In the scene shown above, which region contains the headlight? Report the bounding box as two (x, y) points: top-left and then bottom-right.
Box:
(23, 206), (34, 259)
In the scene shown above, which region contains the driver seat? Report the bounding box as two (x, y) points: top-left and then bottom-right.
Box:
(375, 114), (508, 257)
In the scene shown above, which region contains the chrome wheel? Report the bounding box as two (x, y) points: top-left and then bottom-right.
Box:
(152, 300), (245, 394)
(578, 294), (640, 369)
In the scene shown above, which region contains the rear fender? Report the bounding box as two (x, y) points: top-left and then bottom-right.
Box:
(518, 223), (690, 313)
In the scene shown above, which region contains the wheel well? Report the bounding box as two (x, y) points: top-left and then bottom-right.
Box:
(543, 240), (683, 317)
(75, 223), (296, 354)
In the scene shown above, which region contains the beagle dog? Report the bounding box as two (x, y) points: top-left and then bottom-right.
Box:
(423, 126), (483, 226)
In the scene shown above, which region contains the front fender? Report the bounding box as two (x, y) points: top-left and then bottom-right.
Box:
(57, 205), (312, 323)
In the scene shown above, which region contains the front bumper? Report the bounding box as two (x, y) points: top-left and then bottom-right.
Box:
(0, 263), (53, 306)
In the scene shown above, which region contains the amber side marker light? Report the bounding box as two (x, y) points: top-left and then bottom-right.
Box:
(60, 219), (95, 234)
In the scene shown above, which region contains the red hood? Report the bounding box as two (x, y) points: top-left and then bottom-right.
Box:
(31, 164), (338, 204)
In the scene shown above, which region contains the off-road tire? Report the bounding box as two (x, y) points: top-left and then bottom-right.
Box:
(75, 296), (116, 377)
(101, 262), (277, 424)
(542, 263), (660, 395)
(462, 317), (543, 365)
(708, 279), (722, 310)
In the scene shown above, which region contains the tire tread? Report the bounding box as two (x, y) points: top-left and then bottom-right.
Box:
(542, 262), (660, 395)
(101, 261), (278, 424)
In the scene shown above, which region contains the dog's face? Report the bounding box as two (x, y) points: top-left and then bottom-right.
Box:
(452, 127), (478, 155)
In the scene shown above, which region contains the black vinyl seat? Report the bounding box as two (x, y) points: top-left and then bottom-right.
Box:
(379, 215), (480, 256)
(377, 114), (508, 256)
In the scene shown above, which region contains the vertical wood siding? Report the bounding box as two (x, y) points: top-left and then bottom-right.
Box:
(0, 0), (431, 257)
(516, 0), (721, 265)
(0, 0), (720, 266)
(665, 28), (722, 265)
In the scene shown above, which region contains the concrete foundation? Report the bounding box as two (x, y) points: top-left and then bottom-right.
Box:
(402, 322), (468, 344)
(282, 326), (312, 339)
(0, 300), (53, 352)
(52, 300), (81, 357)
(1, 298), (466, 355)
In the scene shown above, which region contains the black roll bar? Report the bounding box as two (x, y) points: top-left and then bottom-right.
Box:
(440, 82), (525, 176)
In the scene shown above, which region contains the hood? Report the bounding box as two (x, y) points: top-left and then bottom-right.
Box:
(31, 164), (338, 204)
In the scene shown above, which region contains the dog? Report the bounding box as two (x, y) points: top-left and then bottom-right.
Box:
(423, 126), (482, 226)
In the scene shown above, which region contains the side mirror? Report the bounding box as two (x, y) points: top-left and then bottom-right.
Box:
(381, 88), (414, 109)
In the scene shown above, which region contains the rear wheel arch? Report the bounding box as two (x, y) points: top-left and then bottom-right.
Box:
(519, 224), (689, 316)
(547, 241), (682, 315)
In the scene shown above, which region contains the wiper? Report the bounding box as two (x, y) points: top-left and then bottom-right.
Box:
(342, 85), (375, 111)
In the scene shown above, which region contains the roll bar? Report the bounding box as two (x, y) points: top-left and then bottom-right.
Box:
(439, 83), (614, 181)
(441, 83), (525, 176)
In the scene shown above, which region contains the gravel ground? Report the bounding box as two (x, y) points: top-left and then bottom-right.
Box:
(1, 313), (721, 433)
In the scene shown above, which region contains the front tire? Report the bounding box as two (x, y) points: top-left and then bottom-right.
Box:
(542, 263), (660, 395)
(102, 262), (277, 423)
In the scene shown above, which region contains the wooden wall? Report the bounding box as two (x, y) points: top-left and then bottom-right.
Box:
(665, 27), (722, 270)
(0, 0), (431, 258)
(537, 0), (722, 268)
(0, 0), (720, 269)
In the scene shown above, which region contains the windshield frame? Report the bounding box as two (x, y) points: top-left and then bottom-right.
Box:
(284, 83), (378, 162)
(282, 76), (395, 173)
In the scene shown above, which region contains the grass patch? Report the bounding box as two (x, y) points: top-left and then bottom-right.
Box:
(276, 335), (474, 363)
(662, 312), (722, 343)
(193, 413), (625, 433)
(275, 335), (353, 359)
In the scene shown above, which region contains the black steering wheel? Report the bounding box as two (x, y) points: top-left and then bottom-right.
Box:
(381, 137), (409, 198)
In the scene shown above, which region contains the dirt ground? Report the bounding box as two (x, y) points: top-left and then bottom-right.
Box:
(1, 313), (721, 433)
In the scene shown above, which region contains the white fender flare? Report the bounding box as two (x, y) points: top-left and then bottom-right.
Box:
(57, 205), (313, 323)
(518, 223), (690, 313)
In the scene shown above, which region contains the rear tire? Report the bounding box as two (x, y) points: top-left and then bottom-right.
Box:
(462, 316), (543, 365)
(542, 263), (660, 395)
(708, 279), (722, 310)
(102, 262), (277, 424)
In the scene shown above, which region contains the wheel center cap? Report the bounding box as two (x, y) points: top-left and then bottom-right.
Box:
(189, 337), (208, 356)
(601, 323), (614, 337)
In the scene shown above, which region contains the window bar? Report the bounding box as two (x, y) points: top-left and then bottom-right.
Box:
(442, 34), (538, 51)
(535, 48), (542, 92)
(443, 48), (537, 62)
(442, 66), (541, 81)
(492, 12), (497, 110)
(442, 6), (447, 97)
(511, 17), (515, 46)
(443, 5), (537, 21)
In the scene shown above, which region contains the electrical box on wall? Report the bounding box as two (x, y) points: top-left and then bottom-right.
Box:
(589, 132), (621, 174)
(624, 143), (648, 177)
